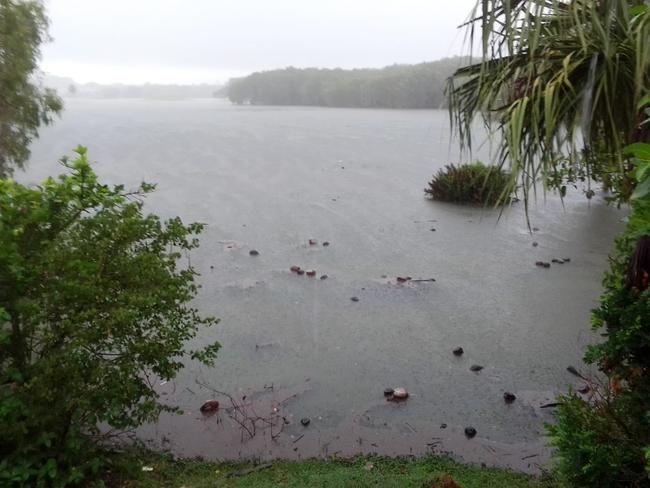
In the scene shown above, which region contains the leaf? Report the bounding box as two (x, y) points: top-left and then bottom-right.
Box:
(625, 143), (650, 162)
(631, 176), (650, 200)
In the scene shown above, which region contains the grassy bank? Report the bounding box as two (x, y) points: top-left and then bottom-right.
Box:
(105, 452), (562, 487)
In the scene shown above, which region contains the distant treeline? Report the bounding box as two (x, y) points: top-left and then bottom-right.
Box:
(224, 58), (467, 109)
(43, 75), (223, 100)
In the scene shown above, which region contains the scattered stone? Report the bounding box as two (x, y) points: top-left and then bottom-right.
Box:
(551, 258), (564, 264)
(430, 228), (436, 232)
(563, 257), (571, 262)
(440, 423), (447, 429)
(535, 261), (545, 267)
(452, 347), (464, 356)
(464, 426), (477, 439)
(297, 269), (305, 275)
(532, 242), (539, 247)
(306, 270), (317, 277)
(199, 400), (220, 414)
(543, 262), (551, 268)
(470, 365), (484, 372)
(300, 417), (311, 427)
(323, 241), (330, 247)
(578, 385), (590, 394)
(290, 265), (301, 273)
(392, 387), (409, 400)
(503, 392), (516, 404)
(320, 274), (328, 280)
(309, 239), (318, 246)
(383, 388), (394, 397)
(350, 296), (359, 302)
(249, 249), (260, 256)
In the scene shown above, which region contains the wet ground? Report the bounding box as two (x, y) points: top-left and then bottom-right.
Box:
(25, 99), (626, 473)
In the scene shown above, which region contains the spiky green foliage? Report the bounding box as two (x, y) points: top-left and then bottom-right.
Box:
(425, 162), (512, 204)
(0, 148), (220, 486)
(448, 0), (650, 205)
(0, 0), (63, 177)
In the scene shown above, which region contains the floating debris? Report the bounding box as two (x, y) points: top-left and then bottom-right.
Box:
(567, 366), (586, 379)
(452, 347), (464, 356)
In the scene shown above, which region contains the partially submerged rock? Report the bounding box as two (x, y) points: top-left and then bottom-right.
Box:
(452, 347), (464, 356)
(306, 270), (317, 277)
(300, 417), (311, 426)
(464, 426), (477, 439)
(200, 400), (220, 414)
(469, 364), (484, 372)
(249, 249), (260, 256)
(503, 392), (516, 403)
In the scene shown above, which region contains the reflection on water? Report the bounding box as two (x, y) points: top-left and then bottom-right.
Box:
(25, 99), (626, 473)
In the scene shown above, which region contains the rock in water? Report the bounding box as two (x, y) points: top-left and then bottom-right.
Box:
(452, 347), (464, 356)
(503, 392), (516, 403)
(320, 274), (328, 280)
(470, 365), (484, 372)
(306, 270), (316, 277)
(383, 388), (394, 397)
(464, 426), (477, 438)
(200, 400), (220, 414)
(392, 387), (409, 400)
(300, 417), (311, 426)
(249, 249), (260, 256)
(350, 296), (359, 302)
(290, 265), (301, 273)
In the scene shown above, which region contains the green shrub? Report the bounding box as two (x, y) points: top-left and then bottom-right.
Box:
(0, 147), (220, 486)
(548, 141), (650, 487)
(425, 162), (512, 205)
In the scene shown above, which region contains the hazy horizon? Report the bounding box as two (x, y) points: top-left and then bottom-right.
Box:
(41, 0), (478, 85)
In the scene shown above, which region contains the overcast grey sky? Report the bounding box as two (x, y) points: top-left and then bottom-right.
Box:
(41, 0), (478, 85)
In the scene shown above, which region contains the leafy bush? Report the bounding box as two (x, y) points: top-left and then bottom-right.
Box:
(0, 147), (220, 486)
(425, 162), (512, 205)
(548, 141), (650, 487)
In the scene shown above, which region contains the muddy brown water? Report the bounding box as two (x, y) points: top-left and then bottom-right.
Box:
(24, 99), (626, 474)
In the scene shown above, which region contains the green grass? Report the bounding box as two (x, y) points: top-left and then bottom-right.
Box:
(104, 452), (563, 488)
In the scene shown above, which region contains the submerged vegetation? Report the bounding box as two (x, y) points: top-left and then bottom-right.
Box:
(226, 58), (466, 108)
(425, 162), (511, 205)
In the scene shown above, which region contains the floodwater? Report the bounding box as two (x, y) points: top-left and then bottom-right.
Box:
(25, 99), (626, 474)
